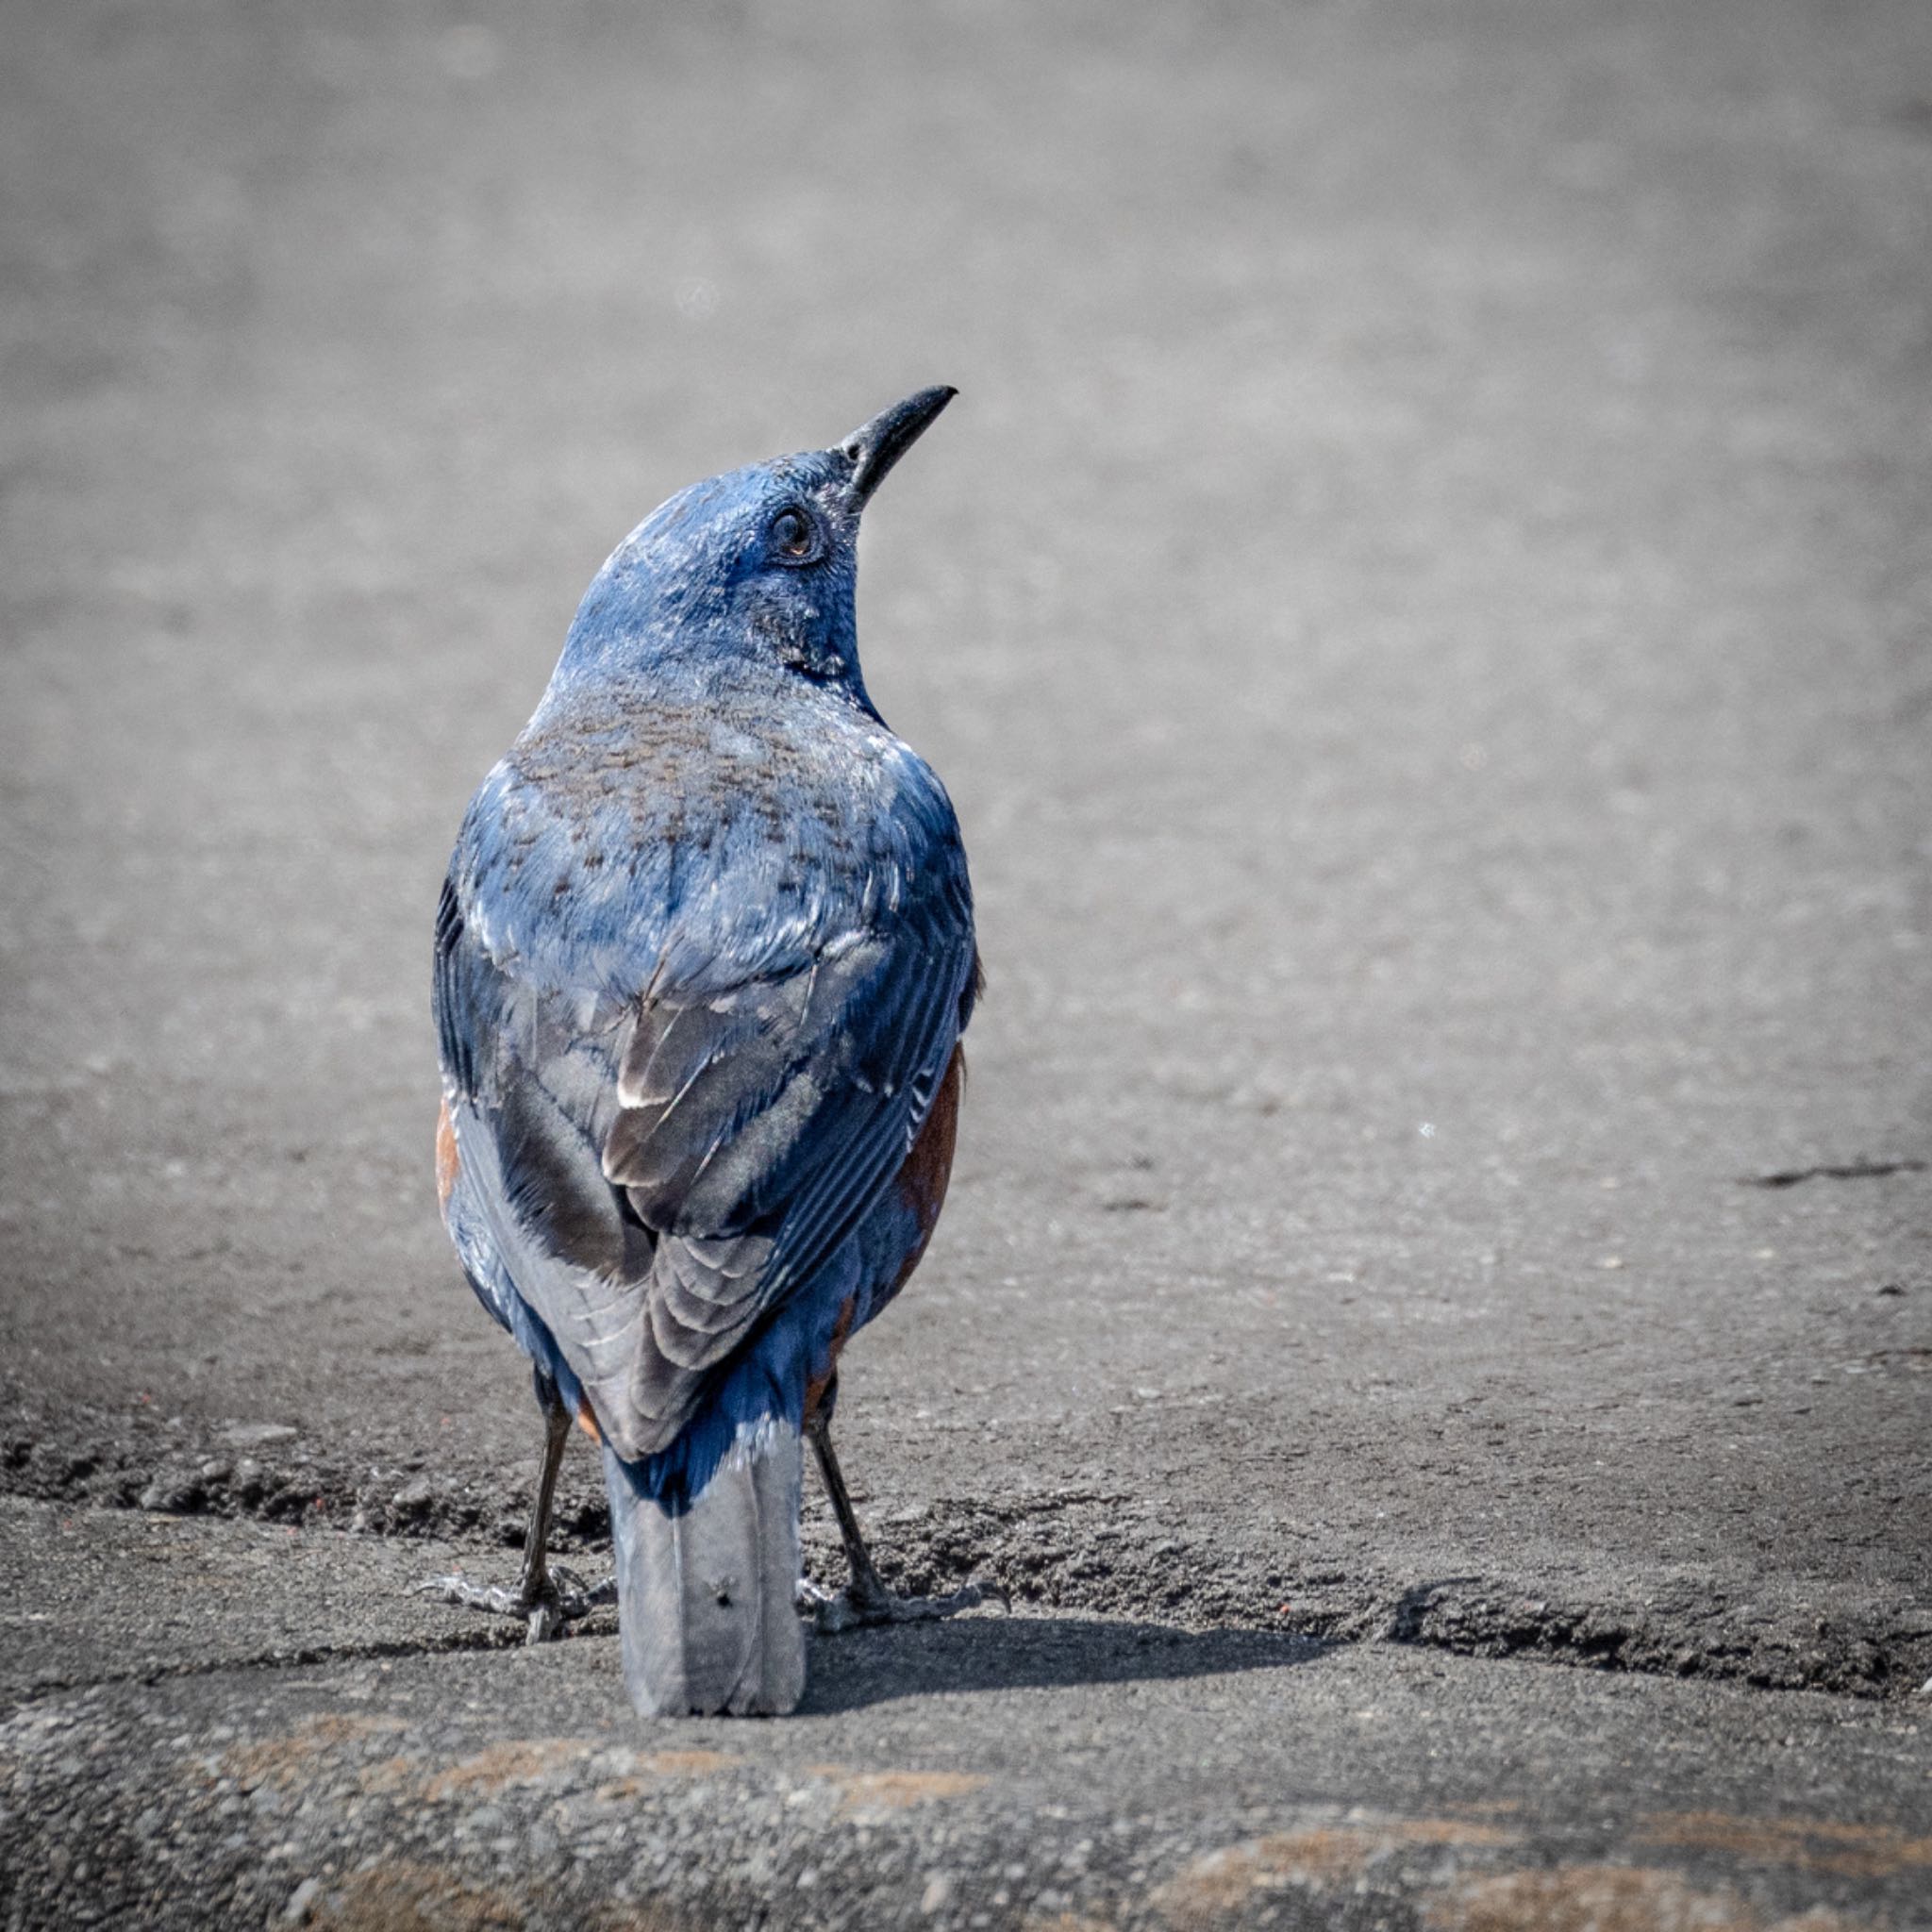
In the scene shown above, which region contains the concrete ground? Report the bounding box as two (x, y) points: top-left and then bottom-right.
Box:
(3, 0), (1930, 1926)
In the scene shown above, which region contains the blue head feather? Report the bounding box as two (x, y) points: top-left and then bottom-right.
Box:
(548, 385), (958, 703)
(558, 451), (863, 692)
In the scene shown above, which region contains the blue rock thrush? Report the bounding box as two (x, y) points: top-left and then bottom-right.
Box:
(421, 389), (982, 1716)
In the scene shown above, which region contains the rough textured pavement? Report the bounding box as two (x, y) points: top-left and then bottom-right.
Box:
(3, 0), (1930, 1926)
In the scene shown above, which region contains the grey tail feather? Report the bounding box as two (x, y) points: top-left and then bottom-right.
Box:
(602, 1424), (807, 1718)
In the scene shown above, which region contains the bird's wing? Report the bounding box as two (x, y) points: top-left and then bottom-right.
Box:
(435, 856), (973, 1463)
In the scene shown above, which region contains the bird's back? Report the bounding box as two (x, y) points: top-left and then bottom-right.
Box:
(436, 670), (975, 1474)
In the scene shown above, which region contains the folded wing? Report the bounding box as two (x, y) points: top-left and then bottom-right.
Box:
(435, 870), (973, 1463)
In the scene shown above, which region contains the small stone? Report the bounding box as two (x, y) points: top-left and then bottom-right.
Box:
(922, 1872), (955, 1914)
(284, 1875), (321, 1922)
(139, 1473), (202, 1512)
(392, 1476), (435, 1513)
(222, 1423), (298, 1448)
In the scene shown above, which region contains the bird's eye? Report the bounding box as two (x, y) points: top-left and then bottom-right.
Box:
(770, 508), (817, 561)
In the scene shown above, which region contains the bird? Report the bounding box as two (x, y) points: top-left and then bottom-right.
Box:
(420, 387), (981, 1717)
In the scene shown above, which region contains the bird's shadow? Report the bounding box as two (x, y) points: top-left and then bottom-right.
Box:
(799, 1611), (1330, 1713)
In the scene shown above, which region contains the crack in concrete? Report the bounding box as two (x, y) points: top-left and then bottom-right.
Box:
(1740, 1158), (1927, 1187)
(11, 1621), (551, 1708)
(7, 1408), (1928, 1707)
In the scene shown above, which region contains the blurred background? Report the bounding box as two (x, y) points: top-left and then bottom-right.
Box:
(2, 0), (1928, 1617)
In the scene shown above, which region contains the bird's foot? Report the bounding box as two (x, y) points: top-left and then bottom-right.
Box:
(796, 1569), (1005, 1636)
(412, 1563), (616, 1645)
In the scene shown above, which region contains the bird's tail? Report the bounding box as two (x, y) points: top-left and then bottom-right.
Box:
(601, 1423), (807, 1717)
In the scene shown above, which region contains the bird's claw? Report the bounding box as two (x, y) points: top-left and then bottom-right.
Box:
(411, 1562), (615, 1644)
(796, 1572), (1004, 1636)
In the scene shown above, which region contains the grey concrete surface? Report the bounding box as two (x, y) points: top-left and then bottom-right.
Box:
(3, 0), (1931, 1925)
(5, 1499), (1931, 1931)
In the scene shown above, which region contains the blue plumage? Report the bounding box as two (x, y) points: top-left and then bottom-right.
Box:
(429, 388), (974, 1714)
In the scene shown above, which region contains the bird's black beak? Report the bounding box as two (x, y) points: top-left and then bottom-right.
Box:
(838, 385), (958, 508)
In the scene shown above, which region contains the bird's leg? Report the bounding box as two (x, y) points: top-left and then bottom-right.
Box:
(413, 1378), (614, 1643)
(798, 1407), (997, 1635)
(806, 1407), (894, 1614)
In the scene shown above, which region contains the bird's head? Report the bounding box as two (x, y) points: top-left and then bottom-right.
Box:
(554, 386), (957, 697)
